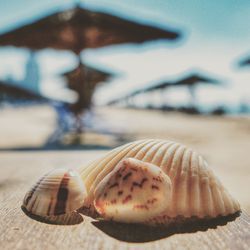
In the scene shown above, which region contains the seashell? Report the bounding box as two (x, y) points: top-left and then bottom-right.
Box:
(94, 158), (172, 223)
(80, 139), (240, 224)
(23, 168), (87, 216)
(23, 139), (241, 225)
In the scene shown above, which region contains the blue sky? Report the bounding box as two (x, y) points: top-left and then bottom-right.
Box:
(0, 0), (249, 109)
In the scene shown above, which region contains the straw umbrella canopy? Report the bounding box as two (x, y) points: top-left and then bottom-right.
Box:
(62, 63), (114, 113)
(138, 81), (173, 94)
(140, 73), (221, 109)
(106, 80), (172, 106)
(0, 81), (46, 102)
(0, 6), (180, 55)
(173, 73), (221, 105)
(129, 81), (173, 106)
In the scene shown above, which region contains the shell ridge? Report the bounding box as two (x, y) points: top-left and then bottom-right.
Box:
(185, 149), (194, 217)
(197, 154), (206, 217)
(158, 142), (175, 168)
(198, 155), (208, 217)
(32, 196), (39, 215)
(210, 175), (226, 216)
(161, 143), (181, 174)
(175, 147), (191, 216)
(218, 180), (234, 214)
(151, 142), (168, 165)
(29, 196), (37, 214)
(162, 143), (183, 216)
(192, 152), (202, 216)
(198, 156), (206, 217)
(232, 193), (240, 210)
(169, 146), (186, 179)
(80, 158), (104, 178)
(166, 143), (183, 176)
(133, 140), (163, 160)
(221, 189), (234, 214)
(224, 187), (239, 214)
(169, 146), (186, 215)
(186, 150), (193, 217)
(205, 164), (217, 216)
(141, 141), (166, 163)
(36, 195), (44, 213)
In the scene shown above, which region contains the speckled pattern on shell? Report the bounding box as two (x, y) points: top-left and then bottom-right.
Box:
(94, 158), (172, 223)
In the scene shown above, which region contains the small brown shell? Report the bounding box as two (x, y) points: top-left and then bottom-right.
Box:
(80, 139), (240, 223)
(23, 168), (87, 216)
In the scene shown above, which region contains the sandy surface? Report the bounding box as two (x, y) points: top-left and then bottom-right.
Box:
(1, 150), (249, 250)
(0, 105), (55, 148)
(0, 105), (249, 213)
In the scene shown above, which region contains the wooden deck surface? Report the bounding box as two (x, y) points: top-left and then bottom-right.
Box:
(0, 151), (249, 250)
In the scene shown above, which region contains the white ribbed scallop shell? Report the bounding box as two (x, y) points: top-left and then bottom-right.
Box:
(79, 139), (240, 221)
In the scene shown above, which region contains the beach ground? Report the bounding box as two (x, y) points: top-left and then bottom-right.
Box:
(0, 105), (249, 213)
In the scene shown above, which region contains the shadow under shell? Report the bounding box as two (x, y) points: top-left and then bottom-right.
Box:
(21, 206), (84, 225)
(91, 212), (241, 243)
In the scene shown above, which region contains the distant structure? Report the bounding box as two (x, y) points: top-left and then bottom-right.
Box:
(0, 5), (181, 115)
(22, 52), (40, 93)
(107, 71), (221, 113)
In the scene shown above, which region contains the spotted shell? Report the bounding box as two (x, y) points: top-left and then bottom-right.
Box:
(23, 169), (87, 217)
(94, 158), (172, 223)
(79, 139), (240, 223)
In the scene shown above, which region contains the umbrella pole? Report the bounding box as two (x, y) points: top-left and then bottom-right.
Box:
(70, 54), (85, 144)
(188, 84), (197, 108)
(73, 54), (93, 143)
(77, 54), (85, 141)
(161, 89), (166, 108)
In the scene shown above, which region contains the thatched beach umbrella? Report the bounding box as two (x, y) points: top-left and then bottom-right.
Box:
(121, 73), (220, 100)
(62, 63), (114, 113)
(173, 73), (220, 105)
(128, 81), (173, 106)
(0, 6), (180, 54)
(138, 81), (173, 94)
(106, 80), (173, 107)
(107, 72), (220, 109)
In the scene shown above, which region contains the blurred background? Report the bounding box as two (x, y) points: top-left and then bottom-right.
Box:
(0, 1), (249, 210)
